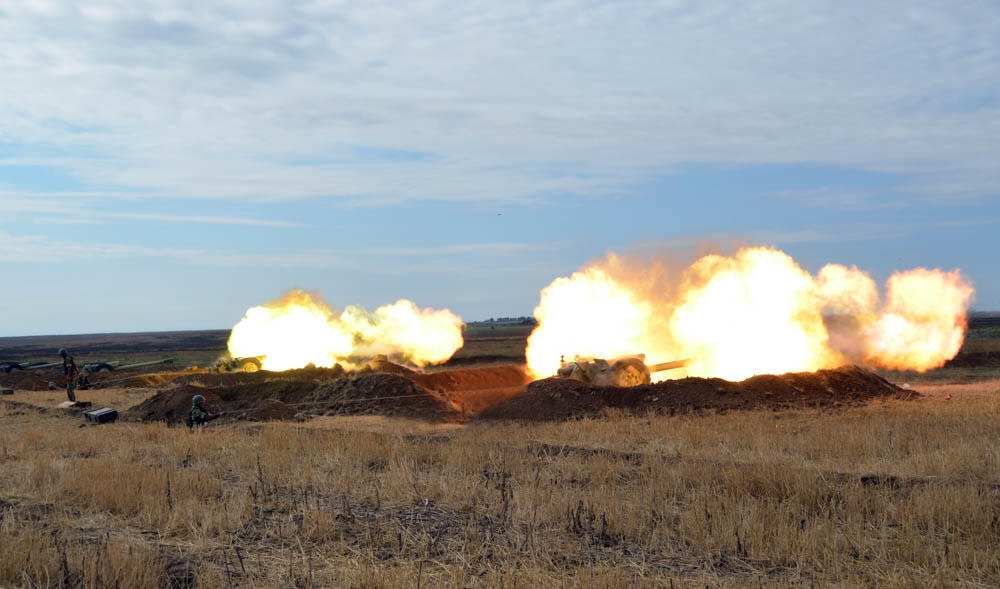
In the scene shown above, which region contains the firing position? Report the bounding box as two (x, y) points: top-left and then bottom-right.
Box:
(59, 348), (77, 402)
(187, 394), (224, 428)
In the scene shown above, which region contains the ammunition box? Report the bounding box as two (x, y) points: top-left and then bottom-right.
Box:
(84, 407), (118, 424)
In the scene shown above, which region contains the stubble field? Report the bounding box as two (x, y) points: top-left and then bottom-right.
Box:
(1, 321), (999, 587)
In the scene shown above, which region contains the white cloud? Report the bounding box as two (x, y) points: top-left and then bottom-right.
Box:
(764, 189), (909, 212)
(0, 193), (302, 226)
(0, 231), (198, 263)
(99, 211), (303, 226)
(0, 230), (549, 271)
(627, 221), (923, 257)
(0, 1), (998, 205)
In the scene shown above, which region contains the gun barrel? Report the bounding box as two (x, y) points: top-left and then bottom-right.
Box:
(647, 359), (691, 373)
(24, 362), (63, 370)
(116, 358), (175, 371)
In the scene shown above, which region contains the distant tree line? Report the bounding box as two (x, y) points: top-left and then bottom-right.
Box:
(482, 316), (537, 326)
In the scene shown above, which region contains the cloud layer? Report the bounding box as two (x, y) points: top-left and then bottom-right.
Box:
(2, 1), (998, 205)
(3, 2), (999, 334)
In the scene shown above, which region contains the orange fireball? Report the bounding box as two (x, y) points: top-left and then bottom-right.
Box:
(526, 246), (974, 381)
(228, 290), (464, 371)
(864, 269), (973, 370)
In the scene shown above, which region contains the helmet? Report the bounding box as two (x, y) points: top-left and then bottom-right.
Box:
(192, 394), (205, 406)
(58, 349), (67, 357)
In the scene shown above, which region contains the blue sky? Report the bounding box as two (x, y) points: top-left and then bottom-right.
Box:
(1, 1), (998, 336)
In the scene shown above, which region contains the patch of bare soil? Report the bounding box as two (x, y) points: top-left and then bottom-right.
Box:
(477, 365), (917, 421)
(414, 365), (531, 414)
(169, 365), (349, 388)
(125, 372), (464, 425)
(0, 367), (182, 392)
(103, 373), (180, 388)
(125, 363), (532, 425)
(413, 365), (529, 392)
(6, 361), (918, 425)
(307, 374), (461, 420)
(0, 367), (63, 391)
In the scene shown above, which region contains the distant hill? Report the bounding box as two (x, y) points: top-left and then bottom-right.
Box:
(970, 312), (1000, 328)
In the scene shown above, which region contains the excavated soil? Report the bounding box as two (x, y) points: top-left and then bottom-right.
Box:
(412, 365), (532, 413)
(126, 364), (530, 425)
(16, 359), (918, 425)
(0, 367), (182, 391)
(413, 365), (530, 392)
(477, 366), (917, 421)
(0, 367), (64, 391)
(96, 372), (181, 388)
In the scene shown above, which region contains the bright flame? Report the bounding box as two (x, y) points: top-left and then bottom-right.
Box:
(865, 269), (974, 370)
(526, 246), (974, 381)
(228, 290), (464, 371)
(669, 248), (839, 380)
(527, 267), (661, 378)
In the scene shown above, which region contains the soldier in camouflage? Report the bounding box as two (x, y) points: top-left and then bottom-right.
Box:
(187, 394), (223, 428)
(59, 348), (77, 402)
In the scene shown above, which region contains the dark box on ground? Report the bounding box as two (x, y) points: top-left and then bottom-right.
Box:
(84, 407), (118, 424)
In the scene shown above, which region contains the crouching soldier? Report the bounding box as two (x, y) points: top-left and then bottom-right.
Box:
(77, 365), (94, 391)
(187, 394), (224, 428)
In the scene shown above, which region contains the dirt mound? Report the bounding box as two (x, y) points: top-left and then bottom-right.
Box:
(125, 362), (531, 425)
(99, 372), (181, 389)
(126, 373), (462, 425)
(307, 374), (462, 420)
(412, 365), (530, 392)
(170, 365), (348, 388)
(477, 365), (915, 421)
(1, 367), (182, 391)
(0, 367), (64, 391)
(411, 365), (531, 414)
(245, 398), (299, 421)
(127, 384), (218, 424)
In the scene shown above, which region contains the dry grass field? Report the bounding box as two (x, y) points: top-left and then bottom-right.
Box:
(2, 321), (1000, 587)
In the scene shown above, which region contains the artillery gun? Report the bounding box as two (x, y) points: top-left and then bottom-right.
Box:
(74, 358), (175, 390)
(98, 358), (175, 372)
(215, 355), (264, 373)
(556, 354), (689, 387)
(1, 361), (60, 374)
(2, 358), (172, 376)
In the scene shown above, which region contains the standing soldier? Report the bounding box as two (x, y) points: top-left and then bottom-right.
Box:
(187, 395), (223, 428)
(59, 348), (77, 402)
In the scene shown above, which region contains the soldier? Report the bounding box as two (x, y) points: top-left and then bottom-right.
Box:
(187, 395), (223, 428)
(59, 348), (77, 402)
(77, 365), (93, 391)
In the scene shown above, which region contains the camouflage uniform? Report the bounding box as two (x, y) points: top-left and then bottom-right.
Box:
(187, 395), (221, 428)
(188, 404), (209, 427)
(77, 366), (92, 391)
(62, 352), (77, 402)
